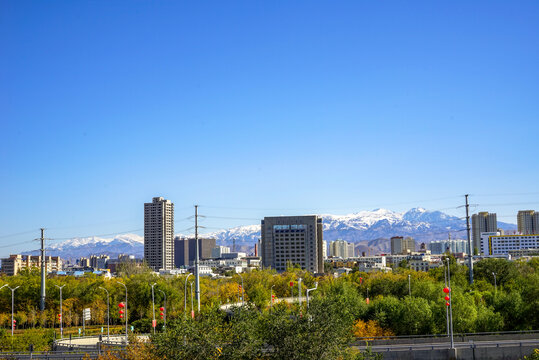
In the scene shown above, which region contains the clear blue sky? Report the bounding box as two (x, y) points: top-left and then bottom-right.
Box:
(1, 1), (538, 255)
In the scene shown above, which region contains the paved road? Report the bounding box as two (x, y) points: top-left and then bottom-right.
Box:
(354, 338), (539, 351)
(55, 334), (149, 347)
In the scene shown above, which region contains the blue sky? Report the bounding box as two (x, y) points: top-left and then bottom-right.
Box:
(1, 1), (538, 256)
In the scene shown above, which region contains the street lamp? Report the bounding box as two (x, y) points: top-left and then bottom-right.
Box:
(184, 273), (192, 316)
(158, 289), (166, 331)
(55, 284), (66, 338)
(190, 281), (194, 319)
(98, 287), (110, 340)
(492, 272), (497, 293)
(408, 274), (411, 297)
(238, 273), (244, 305)
(298, 278), (302, 307)
(306, 282), (318, 308)
(150, 283), (156, 334)
(116, 281), (128, 344)
(443, 262), (449, 337)
(2, 285), (20, 337)
(445, 258), (454, 349)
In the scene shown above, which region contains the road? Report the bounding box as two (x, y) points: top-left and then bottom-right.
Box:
(354, 338), (539, 352)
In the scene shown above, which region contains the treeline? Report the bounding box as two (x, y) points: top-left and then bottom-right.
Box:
(0, 256), (537, 338)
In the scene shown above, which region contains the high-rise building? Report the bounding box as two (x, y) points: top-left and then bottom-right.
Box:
(174, 237), (217, 267)
(390, 236), (415, 255)
(144, 197), (174, 271)
(471, 212), (497, 253)
(518, 210), (537, 235)
(329, 240), (355, 258)
(260, 215), (324, 273)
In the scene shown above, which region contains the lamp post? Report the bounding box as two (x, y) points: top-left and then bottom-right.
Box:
(55, 284), (66, 338)
(446, 258), (454, 349)
(306, 282), (318, 308)
(190, 281), (194, 319)
(98, 287), (110, 340)
(408, 274), (411, 297)
(3, 285), (20, 337)
(158, 289), (166, 330)
(298, 278), (302, 307)
(150, 283), (156, 334)
(116, 281), (128, 344)
(238, 273), (244, 305)
(184, 273), (192, 317)
(443, 262), (449, 337)
(492, 272), (497, 293)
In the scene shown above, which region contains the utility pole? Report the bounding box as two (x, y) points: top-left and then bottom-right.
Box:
(195, 205), (201, 313)
(465, 194), (474, 284)
(40, 228), (46, 311)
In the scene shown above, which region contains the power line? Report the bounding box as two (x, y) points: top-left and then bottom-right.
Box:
(0, 229), (41, 239)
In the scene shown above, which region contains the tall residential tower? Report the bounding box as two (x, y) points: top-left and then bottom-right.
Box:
(518, 210), (538, 235)
(471, 212), (497, 254)
(144, 197), (175, 271)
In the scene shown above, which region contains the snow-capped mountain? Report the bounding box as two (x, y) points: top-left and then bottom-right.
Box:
(198, 207), (515, 250)
(32, 208), (516, 259)
(26, 233), (144, 260)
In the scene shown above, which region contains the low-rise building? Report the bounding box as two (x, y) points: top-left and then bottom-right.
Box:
(482, 234), (539, 256)
(1, 255), (62, 276)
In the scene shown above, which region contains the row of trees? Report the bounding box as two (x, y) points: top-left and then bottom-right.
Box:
(0, 256), (537, 338)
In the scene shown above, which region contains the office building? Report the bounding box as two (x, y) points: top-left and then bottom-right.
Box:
(322, 240), (327, 260)
(260, 215), (324, 273)
(174, 237), (217, 267)
(518, 210), (538, 235)
(482, 234), (539, 255)
(329, 240), (355, 258)
(144, 197), (174, 272)
(480, 232), (500, 255)
(211, 245), (231, 259)
(390, 236), (415, 255)
(429, 239), (469, 255)
(472, 212), (497, 254)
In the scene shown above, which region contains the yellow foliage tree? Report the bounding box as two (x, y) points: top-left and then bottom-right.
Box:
(352, 319), (394, 339)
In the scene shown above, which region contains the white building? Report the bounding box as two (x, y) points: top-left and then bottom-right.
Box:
(482, 234), (539, 255)
(429, 239), (469, 255)
(211, 246), (230, 259)
(329, 240), (355, 258)
(322, 240), (327, 260)
(480, 232), (501, 255)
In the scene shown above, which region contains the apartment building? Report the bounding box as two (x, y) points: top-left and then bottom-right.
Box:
(144, 197), (175, 271)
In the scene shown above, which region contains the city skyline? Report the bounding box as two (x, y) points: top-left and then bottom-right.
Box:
(2, 1), (539, 255)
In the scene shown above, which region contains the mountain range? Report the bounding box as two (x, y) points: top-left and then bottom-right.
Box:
(32, 208), (516, 260)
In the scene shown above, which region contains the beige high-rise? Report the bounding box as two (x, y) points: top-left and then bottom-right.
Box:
(390, 236), (415, 255)
(471, 212), (497, 253)
(517, 210), (537, 235)
(144, 197), (175, 271)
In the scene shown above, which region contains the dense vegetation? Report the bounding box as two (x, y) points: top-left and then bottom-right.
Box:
(0, 256), (537, 357)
